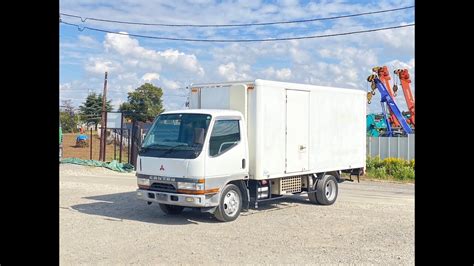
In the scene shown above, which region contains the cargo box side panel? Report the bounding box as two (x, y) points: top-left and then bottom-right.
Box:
(256, 85), (286, 179)
(200, 87), (230, 109)
(188, 88), (200, 109)
(310, 89), (366, 171)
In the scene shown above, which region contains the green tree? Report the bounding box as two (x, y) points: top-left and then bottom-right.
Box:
(119, 83), (164, 122)
(60, 111), (79, 133)
(60, 100), (79, 133)
(79, 93), (112, 130)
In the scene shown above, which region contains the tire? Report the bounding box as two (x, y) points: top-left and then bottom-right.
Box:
(159, 204), (185, 215)
(308, 174), (338, 205)
(213, 184), (242, 222)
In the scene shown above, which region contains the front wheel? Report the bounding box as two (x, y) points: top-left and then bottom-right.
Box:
(159, 204), (185, 215)
(213, 184), (242, 222)
(308, 174), (338, 205)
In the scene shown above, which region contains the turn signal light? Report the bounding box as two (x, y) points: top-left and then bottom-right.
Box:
(177, 188), (219, 195)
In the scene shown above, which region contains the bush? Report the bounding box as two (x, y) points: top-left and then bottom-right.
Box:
(367, 167), (388, 179)
(392, 166), (415, 180)
(383, 158), (406, 176)
(366, 156), (414, 181)
(366, 156), (384, 169)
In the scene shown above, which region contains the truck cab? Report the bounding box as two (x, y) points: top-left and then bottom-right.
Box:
(136, 109), (249, 221)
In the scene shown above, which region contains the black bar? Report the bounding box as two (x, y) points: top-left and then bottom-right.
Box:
(252, 195), (284, 203)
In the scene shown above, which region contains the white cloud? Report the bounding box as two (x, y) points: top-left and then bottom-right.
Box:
(85, 57), (119, 74)
(60, 83), (71, 91)
(385, 59), (415, 71)
(77, 35), (100, 48)
(375, 26), (415, 54)
(103, 33), (204, 76)
(262, 67), (292, 80)
(161, 78), (182, 90)
(142, 72), (160, 82)
(117, 72), (139, 82)
(164, 100), (186, 112)
(218, 62), (251, 81)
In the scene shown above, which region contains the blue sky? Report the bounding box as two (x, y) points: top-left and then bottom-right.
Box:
(60, 0), (414, 113)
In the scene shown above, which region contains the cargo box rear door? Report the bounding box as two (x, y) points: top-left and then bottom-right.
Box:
(285, 89), (309, 173)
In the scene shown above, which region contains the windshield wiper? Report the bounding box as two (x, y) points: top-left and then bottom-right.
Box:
(162, 144), (190, 155)
(140, 144), (167, 151)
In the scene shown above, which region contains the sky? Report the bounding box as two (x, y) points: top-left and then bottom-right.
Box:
(59, 0), (415, 113)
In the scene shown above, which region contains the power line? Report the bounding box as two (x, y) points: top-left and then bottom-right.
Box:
(59, 6), (414, 27)
(60, 21), (414, 42)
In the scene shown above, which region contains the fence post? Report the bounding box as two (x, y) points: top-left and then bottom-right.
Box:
(128, 128), (132, 164)
(388, 137), (391, 158)
(407, 134), (411, 160)
(397, 136), (400, 159)
(378, 137), (381, 158)
(119, 116), (123, 163)
(113, 129), (117, 160)
(366, 137), (371, 157)
(131, 122), (135, 166)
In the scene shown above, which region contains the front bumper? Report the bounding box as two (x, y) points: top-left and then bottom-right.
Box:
(136, 189), (219, 207)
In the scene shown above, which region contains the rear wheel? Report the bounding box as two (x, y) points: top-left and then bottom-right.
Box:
(308, 174), (338, 205)
(214, 184), (242, 222)
(159, 204), (185, 215)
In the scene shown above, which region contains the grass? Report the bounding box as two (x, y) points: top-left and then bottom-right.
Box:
(62, 132), (130, 163)
(364, 156), (414, 183)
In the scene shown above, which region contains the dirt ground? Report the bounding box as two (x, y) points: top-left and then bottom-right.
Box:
(62, 132), (129, 162)
(60, 164), (414, 265)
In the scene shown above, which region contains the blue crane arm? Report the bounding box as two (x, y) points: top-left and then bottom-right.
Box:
(373, 78), (413, 134)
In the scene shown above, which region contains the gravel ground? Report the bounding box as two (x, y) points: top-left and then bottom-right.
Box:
(60, 164), (414, 265)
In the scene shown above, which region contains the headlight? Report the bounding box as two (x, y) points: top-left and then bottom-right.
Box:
(137, 178), (151, 187)
(177, 182), (205, 190)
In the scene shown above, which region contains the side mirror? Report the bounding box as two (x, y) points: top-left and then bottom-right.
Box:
(194, 128), (205, 145)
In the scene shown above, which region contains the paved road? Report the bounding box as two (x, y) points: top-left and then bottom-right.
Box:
(60, 164), (414, 265)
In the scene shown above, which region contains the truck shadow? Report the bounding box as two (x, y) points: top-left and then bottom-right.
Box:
(69, 192), (322, 225)
(70, 192), (219, 225)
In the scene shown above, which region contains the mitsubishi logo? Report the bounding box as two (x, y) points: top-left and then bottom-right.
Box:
(160, 165), (165, 171)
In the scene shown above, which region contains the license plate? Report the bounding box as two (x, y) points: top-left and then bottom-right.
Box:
(155, 193), (167, 200)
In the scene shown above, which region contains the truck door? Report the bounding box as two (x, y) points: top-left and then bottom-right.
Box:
(285, 89), (309, 173)
(205, 118), (248, 181)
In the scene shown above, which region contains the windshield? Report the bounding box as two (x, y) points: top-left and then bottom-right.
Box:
(140, 113), (212, 159)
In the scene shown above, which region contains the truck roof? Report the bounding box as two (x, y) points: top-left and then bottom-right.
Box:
(162, 109), (243, 117)
(190, 79), (365, 95)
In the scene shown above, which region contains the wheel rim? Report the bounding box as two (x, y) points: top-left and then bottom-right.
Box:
(223, 190), (240, 217)
(325, 179), (336, 201)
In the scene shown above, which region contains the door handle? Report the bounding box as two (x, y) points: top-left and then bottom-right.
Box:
(242, 158), (246, 169)
(299, 145), (307, 150)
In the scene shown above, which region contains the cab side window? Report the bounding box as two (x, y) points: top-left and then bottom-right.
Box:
(209, 120), (240, 156)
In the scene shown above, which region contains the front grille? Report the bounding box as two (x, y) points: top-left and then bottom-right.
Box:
(149, 182), (176, 192)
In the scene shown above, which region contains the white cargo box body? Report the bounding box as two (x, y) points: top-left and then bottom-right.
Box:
(189, 79), (366, 180)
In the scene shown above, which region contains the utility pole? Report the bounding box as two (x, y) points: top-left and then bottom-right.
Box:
(99, 72), (108, 161)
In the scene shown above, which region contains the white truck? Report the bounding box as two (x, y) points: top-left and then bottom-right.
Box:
(136, 79), (366, 222)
